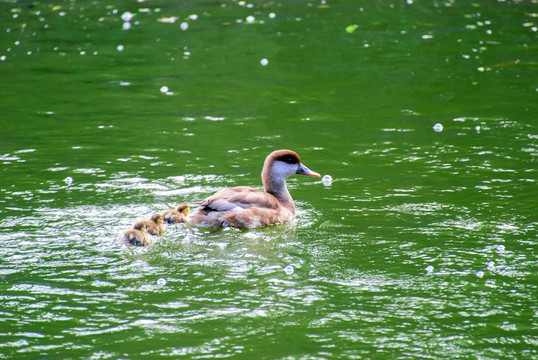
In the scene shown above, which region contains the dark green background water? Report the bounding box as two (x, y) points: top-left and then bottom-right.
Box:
(1, 0), (537, 359)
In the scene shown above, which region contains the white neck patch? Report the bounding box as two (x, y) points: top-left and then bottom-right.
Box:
(271, 161), (298, 184)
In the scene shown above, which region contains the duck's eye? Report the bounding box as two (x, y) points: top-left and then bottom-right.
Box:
(279, 155), (297, 164)
(276, 154), (299, 164)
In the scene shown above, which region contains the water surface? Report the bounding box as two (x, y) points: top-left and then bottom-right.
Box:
(1, 1), (537, 359)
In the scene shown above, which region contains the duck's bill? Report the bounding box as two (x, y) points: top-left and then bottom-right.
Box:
(297, 164), (321, 177)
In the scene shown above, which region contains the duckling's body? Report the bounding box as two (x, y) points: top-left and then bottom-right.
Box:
(117, 223), (151, 246)
(162, 204), (190, 224)
(137, 213), (165, 235)
(187, 150), (320, 229)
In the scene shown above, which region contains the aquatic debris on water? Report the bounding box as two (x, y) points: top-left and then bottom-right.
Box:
(345, 24), (359, 34)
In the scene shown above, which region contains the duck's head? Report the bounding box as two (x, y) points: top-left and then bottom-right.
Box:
(265, 149), (320, 178)
(262, 150), (320, 192)
(150, 213), (164, 225)
(176, 204), (190, 215)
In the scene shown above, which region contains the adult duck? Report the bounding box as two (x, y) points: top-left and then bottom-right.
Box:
(187, 149), (320, 229)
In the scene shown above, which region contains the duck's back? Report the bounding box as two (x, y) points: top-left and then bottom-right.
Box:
(188, 186), (290, 228)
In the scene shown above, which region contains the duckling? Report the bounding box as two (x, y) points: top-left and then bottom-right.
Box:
(162, 204), (190, 224)
(117, 222), (151, 246)
(137, 213), (166, 235)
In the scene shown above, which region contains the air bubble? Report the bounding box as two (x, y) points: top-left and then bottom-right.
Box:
(64, 177), (73, 186)
(322, 174), (333, 186)
(121, 12), (134, 22)
(284, 265), (294, 275)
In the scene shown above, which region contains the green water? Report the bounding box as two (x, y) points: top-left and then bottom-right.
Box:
(1, 0), (537, 359)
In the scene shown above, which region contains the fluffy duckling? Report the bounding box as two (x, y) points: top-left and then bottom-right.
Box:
(162, 204), (190, 224)
(117, 222), (151, 246)
(137, 213), (166, 235)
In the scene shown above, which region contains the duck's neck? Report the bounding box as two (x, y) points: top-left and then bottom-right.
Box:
(262, 169), (295, 213)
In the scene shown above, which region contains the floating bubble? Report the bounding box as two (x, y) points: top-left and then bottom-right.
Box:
(425, 265), (434, 274)
(475, 125), (481, 132)
(121, 12), (134, 22)
(284, 265), (294, 275)
(189, 14), (198, 20)
(180, 22), (189, 31)
(433, 123), (443, 132)
(117, 44), (124, 52)
(122, 22), (131, 31)
(322, 174), (333, 186)
(496, 244), (505, 253)
(1, 55), (6, 61)
(246, 15), (255, 23)
(157, 278), (167, 286)
(476, 270), (484, 278)
(269, 12), (276, 19)
(160, 86), (169, 93)
(260, 58), (268, 66)
(487, 261), (495, 271)
(64, 176), (73, 186)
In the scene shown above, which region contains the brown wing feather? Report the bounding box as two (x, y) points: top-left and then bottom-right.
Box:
(201, 186), (280, 212)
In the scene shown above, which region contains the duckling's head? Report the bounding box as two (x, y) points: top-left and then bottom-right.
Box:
(132, 222), (148, 232)
(150, 213), (164, 225)
(177, 204), (190, 215)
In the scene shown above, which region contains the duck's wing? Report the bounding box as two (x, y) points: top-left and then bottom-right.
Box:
(200, 186), (280, 212)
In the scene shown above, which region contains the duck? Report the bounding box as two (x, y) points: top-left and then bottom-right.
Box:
(187, 149), (320, 229)
(117, 222), (151, 246)
(162, 204), (190, 224)
(137, 213), (166, 235)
